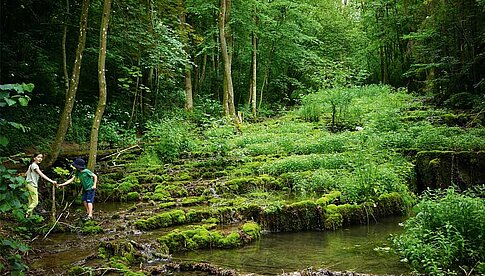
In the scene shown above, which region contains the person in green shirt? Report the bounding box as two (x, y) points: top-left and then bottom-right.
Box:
(58, 158), (98, 220)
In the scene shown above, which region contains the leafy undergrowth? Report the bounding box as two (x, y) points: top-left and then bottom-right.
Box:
(20, 85), (485, 275)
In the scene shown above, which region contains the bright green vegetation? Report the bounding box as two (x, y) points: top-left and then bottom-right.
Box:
(99, 85), (482, 274)
(393, 188), (485, 275)
(2, 85), (485, 274)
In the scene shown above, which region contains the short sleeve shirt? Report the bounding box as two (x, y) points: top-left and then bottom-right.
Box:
(26, 163), (40, 187)
(76, 169), (95, 191)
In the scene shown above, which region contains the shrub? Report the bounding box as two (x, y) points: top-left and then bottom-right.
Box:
(393, 188), (485, 275)
(144, 118), (198, 162)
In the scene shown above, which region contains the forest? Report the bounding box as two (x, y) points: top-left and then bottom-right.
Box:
(1, 0), (484, 275)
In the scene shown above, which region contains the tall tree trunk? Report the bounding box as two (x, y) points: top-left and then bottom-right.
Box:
(249, 31), (257, 117)
(218, 0), (239, 123)
(62, 0), (70, 95)
(88, 0), (112, 171)
(47, 0), (90, 166)
(180, 0), (193, 111)
(185, 69), (193, 110)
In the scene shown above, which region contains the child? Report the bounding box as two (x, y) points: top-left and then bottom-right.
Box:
(25, 152), (57, 217)
(58, 158), (98, 219)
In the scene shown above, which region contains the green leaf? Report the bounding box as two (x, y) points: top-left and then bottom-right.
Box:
(0, 84), (15, 91)
(0, 204), (11, 212)
(18, 97), (30, 106)
(21, 83), (34, 93)
(0, 91), (9, 99)
(5, 98), (16, 106)
(0, 136), (9, 147)
(18, 243), (31, 252)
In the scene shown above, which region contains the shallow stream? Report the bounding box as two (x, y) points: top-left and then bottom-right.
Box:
(173, 216), (410, 275)
(29, 203), (410, 275)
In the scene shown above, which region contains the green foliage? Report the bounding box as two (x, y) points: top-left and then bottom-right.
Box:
(0, 83), (33, 108)
(0, 166), (27, 219)
(393, 189), (485, 275)
(144, 118), (198, 162)
(0, 83), (33, 273)
(0, 83), (33, 148)
(0, 238), (30, 273)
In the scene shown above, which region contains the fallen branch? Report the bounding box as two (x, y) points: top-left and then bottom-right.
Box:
(99, 144), (141, 161)
(43, 213), (64, 240)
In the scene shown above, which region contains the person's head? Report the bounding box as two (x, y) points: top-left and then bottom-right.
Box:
(72, 158), (86, 170)
(31, 152), (44, 164)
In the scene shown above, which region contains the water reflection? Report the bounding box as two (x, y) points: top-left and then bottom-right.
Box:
(173, 216), (410, 275)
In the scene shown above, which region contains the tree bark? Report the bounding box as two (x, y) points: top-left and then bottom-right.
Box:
(62, 0), (70, 95)
(249, 30), (257, 117)
(218, 0), (239, 123)
(180, 0), (193, 111)
(88, 0), (112, 171)
(47, 0), (90, 166)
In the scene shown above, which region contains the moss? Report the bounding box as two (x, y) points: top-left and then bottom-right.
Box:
(316, 190), (341, 206)
(181, 196), (207, 206)
(415, 151), (485, 191)
(241, 222), (261, 239)
(118, 175), (140, 193)
(159, 201), (176, 209)
(225, 175), (284, 194)
(376, 192), (407, 216)
(201, 217), (219, 224)
(159, 223), (260, 253)
(323, 204), (343, 230)
(239, 203), (262, 220)
(135, 174), (166, 183)
(337, 203), (368, 225)
(98, 241), (139, 264)
(146, 190), (172, 201)
(80, 220), (103, 235)
(214, 206), (237, 224)
(153, 183), (188, 198)
(134, 209), (187, 230)
(126, 192), (140, 202)
(264, 200), (320, 232)
(220, 232), (241, 247)
(186, 209), (212, 223)
(177, 172), (191, 181)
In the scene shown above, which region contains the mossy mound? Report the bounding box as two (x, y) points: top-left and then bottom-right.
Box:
(158, 222), (261, 253)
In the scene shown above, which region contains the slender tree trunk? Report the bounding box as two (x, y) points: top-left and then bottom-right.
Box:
(185, 69), (193, 110)
(218, 0), (239, 122)
(249, 31), (257, 117)
(62, 0), (70, 95)
(198, 54), (207, 93)
(180, 0), (193, 111)
(47, 0), (90, 166)
(88, 0), (112, 171)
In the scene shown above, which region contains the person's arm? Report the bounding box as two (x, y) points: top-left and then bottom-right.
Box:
(34, 167), (56, 184)
(92, 173), (98, 189)
(58, 175), (76, 187)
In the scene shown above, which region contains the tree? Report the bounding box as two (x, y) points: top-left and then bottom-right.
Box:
(248, 2), (258, 118)
(179, 0), (194, 111)
(218, 0), (239, 123)
(88, 0), (113, 171)
(47, 0), (90, 166)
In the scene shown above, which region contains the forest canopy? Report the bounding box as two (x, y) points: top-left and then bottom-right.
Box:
(0, 0), (484, 156)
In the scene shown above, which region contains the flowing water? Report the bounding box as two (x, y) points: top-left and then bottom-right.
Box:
(173, 216), (410, 275)
(28, 203), (410, 275)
